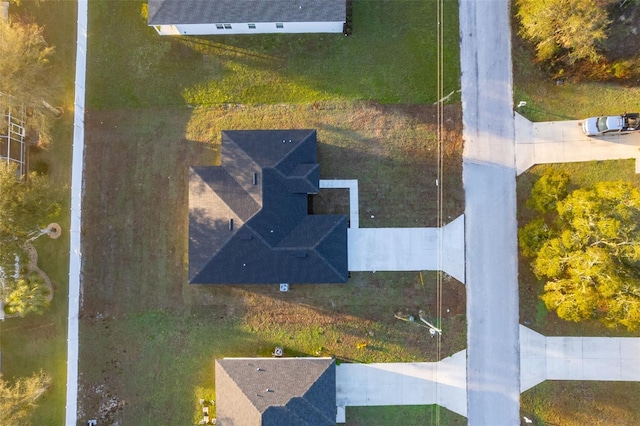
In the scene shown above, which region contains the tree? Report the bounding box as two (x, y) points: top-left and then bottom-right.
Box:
(518, 217), (554, 257)
(0, 371), (51, 426)
(0, 17), (57, 145)
(516, 0), (615, 64)
(525, 181), (640, 330)
(526, 169), (570, 213)
(4, 273), (50, 317)
(0, 163), (59, 305)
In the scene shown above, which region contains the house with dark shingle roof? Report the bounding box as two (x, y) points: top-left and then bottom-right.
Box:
(215, 357), (337, 426)
(148, 0), (346, 36)
(189, 129), (348, 284)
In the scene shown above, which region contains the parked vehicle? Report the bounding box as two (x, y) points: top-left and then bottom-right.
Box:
(582, 113), (640, 136)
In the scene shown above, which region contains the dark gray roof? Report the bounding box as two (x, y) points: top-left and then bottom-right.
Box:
(188, 130), (348, 284)
(215, 358), (336, 426)
(149, 0), (346, 25)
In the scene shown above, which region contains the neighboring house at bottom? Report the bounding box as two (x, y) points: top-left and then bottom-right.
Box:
(215, 357), (337, 426)
(147, 0), (346, 35)
(188, 129), (348, 285)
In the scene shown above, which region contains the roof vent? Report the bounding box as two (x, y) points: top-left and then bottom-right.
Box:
(253, 172), (258, 185)
(229, 218), (234, 231)
(256, 367), (264, 371)
(266, 388), (274, 393)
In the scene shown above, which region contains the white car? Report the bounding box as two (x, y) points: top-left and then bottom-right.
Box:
(582, 113), (640, 136)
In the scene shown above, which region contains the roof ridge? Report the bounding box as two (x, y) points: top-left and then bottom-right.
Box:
(218, 361), (265, 415)
(273, 129), (316, 172)
(311, 217), (349, 281)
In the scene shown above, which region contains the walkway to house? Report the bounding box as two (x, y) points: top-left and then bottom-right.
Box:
(319, 179), (466, 283)
(515, 112), (640, 175)
(335, 350), (467, 422)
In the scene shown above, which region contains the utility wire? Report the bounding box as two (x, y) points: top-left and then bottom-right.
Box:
(434, 0), (445, 423)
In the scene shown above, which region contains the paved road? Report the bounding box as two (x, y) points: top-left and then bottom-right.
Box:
(460, 0), (521, 424)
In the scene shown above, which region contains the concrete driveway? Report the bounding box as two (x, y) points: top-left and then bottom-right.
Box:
(520, 326), (640, 392)
(515, 112), (640, 174)
(320, 179), (466, 282)
(347, 215), (465, 283)
(335, 350), (467, 422)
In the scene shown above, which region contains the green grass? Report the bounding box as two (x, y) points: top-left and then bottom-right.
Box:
(521, 381), (640, 426)
(346, 405), (466, 425)
(0, 1), (76, 424)
(513, 36), (640, 122)
(87, 0), (460, 108)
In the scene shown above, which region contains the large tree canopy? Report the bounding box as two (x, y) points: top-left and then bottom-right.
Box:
(0, 17), (56, 145)
(516, 0), (616, 64)
(0, 371), (51, 426)
(522, 179), (640, 330)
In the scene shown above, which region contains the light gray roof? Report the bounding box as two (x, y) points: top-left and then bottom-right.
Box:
(215, 357), (336, 426)
(148, 0), (346, 25)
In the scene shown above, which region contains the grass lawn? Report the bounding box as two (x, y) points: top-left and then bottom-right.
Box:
(87, 0), (460, 108)
(0, 0), (76, 424)
(521, 381), (640, 426)
(346, 405), (466, 425)
(513, 33), (640, 122)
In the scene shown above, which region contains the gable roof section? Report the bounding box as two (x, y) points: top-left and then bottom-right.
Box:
(215, 358), (336, 426)
(149, 0), (346, 25)
(188, 129), (348, 284)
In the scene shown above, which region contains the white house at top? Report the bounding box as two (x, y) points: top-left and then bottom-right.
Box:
(148, 0), (347, 36)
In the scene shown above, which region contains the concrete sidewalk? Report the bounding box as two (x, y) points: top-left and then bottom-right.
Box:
(319, 179), (359, 228)
(520, 326), (640, 392)
(515, 112), (640, 174)
(335, 350), (467, 423)
(347, 215), (465, 283)
(66, 1), (87, 424)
